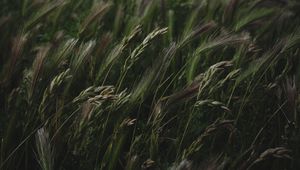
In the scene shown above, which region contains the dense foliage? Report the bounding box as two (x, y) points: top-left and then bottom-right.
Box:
(1, 0), (300, 169)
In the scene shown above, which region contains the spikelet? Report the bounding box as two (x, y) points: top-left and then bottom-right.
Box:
(35, 127), (54, 170)
(182, 119), (234, 159)
(123, 27), (168, 71)
(39, 69), (72, 120)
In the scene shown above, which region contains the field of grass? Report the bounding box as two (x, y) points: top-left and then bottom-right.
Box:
(0, 0), (300, 169)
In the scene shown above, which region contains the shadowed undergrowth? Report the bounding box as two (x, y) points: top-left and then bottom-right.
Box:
(0, 0), (300, 169)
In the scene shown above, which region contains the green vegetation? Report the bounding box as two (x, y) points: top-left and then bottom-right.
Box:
(0, 0), (300, 169)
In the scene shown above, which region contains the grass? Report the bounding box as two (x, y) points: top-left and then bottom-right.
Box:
(0, 0), (300, 169)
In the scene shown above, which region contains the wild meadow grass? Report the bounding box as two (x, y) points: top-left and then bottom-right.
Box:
(0, 0), (300, 169)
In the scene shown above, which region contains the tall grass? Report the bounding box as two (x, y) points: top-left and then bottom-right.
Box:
(0, 0), (300, 169)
